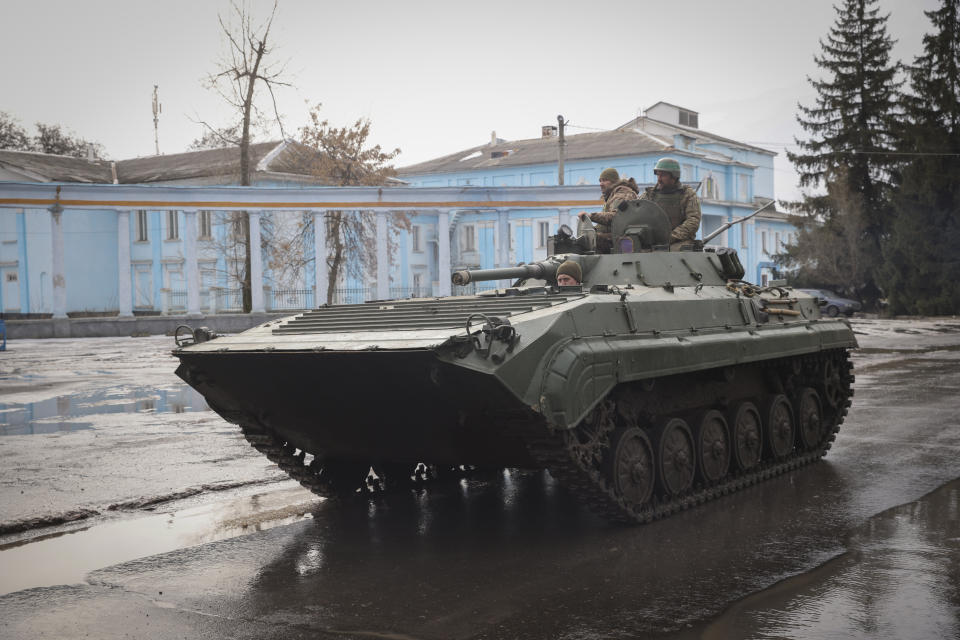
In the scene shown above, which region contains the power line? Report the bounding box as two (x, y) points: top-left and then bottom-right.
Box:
(564, 124), (609, 132)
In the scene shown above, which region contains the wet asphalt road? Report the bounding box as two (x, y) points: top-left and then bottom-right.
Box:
(1, 318), (959, 639)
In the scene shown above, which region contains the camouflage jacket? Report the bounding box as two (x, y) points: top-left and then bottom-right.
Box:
(589, 178), (640, 231)
(639, 183), (701, 242)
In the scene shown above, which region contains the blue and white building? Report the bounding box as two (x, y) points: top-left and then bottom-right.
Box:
(397, 101), (795, 287)
(0, 141), (335, 316)
(0, 102), (796, 318)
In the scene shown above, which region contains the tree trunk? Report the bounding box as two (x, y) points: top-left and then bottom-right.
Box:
(238, 41), (266, 313)
(326, 211), (343, 305)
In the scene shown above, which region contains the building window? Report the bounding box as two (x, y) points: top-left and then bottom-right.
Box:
(739, 175), (749, 202)
(704, 175), (718, 200)
(537, 221), (550, 248)
(462, 225), (476, 252)
(166, 211), (179, 240)
(740, 222), (748, 249)
(774, 232), (781, 252)
(199, 211), (212, 239)
(231, 214), (245, 240)
(412, 272), (423, 296)
(761, 231), (768, 255)
(679, 110), (699, 128)
(682, 164), (694, 182)
(6, 272), (17, 283)
(412, 225), (422, 252)
(136, 210), (149, 242)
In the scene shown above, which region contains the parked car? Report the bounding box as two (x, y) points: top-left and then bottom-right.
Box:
(797, 289), (862, 317)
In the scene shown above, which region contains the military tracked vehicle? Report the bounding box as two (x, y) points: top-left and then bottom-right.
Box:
(173, 200), (855, 524)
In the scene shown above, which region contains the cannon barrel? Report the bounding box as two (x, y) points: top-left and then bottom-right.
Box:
(451, 261), (557, 286)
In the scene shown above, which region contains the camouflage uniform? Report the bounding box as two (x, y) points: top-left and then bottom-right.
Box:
(639, 183), (701, 249)
(589, 179), (640, 252)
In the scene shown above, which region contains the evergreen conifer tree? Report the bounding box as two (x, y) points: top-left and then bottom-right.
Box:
(783, 0), (900, 306)
(881, 0), (960, 315)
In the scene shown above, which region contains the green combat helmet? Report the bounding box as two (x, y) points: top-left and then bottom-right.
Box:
(654, 157), (681, 178)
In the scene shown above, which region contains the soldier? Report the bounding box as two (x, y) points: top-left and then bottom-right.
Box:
(555, 260), (582, 286)
(641, 157), (701, 250)
(578, 168), (639, 253)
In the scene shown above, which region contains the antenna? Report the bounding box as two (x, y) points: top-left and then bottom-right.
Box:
(152, 85), (161, 155)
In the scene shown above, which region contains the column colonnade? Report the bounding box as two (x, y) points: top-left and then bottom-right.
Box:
(23, 183), (599, 316)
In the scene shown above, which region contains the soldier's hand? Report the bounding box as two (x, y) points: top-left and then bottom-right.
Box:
(578, 212), (591, 221)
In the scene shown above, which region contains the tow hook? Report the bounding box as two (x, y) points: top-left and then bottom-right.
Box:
(451, 314), (520, 361)
(174, 325), (220, 347)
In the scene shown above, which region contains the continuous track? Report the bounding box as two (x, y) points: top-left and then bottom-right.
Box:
(240, 349), (854, 524)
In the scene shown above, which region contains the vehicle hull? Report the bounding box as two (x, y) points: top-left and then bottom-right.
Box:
(176, 350), (539, 467)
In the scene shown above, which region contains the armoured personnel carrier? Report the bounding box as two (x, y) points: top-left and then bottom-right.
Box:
(174, 201), (856, 523)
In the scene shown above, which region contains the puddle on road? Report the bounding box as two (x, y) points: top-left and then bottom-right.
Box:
(0, 384), (209, 436)
(0, 485), (320, 596)
(687, 478), (960, 640)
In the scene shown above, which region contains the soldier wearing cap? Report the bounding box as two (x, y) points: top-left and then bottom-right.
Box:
(555, 260), (582, 286)
(641, 157), (702, 250)
(578, 167), (640, 253)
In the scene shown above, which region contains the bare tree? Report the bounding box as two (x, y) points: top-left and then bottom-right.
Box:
(203, 0), (289, 311)
(0, 112), (31, 151)
(297, 103), (409, 303)
(0, 112), (106, 158)
(187, 124), (243, 150)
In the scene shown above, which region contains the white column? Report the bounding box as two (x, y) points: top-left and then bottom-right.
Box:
(184, 210), (200, 316)
(116, 210), (133, 317)
(497, 208), (510, 268)
(249, 211), (264, 313)
(376, 210), (389, 300)
(50, 205), (67, 318)
(313, 210), (328, 306)
(497, 208), (510, 287)
(437, 209), (451, 296)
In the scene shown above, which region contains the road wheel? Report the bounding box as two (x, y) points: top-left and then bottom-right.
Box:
(603, 427), (655, 508)
(729, 402), (762, 471)
(695, 410), (730, 484)
(821, 356), (844, 408)
(764, 394), (794, 459)
(826, 304), (840, 317)
(656, 418), (696, 496)
(795, 387), (823, 450)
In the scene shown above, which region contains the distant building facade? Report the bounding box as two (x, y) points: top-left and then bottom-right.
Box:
(397, 101), (795, 287)
(0, 102), (796, 317)
(0, 142), (336, 315)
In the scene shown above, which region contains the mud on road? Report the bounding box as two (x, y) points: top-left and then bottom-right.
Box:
(1, 319), (959, 639)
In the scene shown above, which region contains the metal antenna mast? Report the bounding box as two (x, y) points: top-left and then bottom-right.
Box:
(152, 85), (161, 155)
(557, 115), (566, 185)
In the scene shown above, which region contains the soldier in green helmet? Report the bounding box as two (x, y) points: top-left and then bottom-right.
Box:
(578, 167), (640, 253)
(640, 157), (702, 250)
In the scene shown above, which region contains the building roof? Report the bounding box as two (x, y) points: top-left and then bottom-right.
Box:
(0, 149), (114, 183)
(398, 128), (676, 176)
(644, 100), (698, 115)
(0, 140), (334, 185)
(115, 140), (325, 183)
(616, 116), (775, 156)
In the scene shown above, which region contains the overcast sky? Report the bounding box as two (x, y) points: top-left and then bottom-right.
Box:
(0, 0), (941, 200)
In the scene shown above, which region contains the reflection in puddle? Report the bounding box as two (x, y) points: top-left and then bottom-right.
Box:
(0, 384), (209, 436)
(697, 480), (960, 640)
(0, 486), (320, 596)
